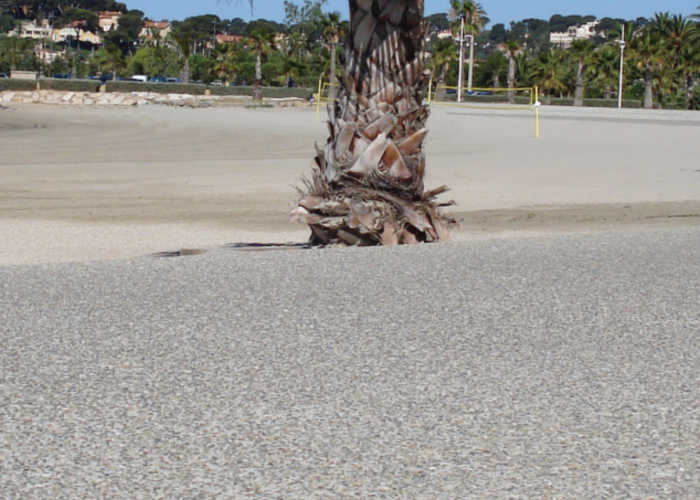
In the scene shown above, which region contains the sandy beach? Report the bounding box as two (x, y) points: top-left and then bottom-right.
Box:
(1, 102), (699, 265)
(3, 102), (700, 498)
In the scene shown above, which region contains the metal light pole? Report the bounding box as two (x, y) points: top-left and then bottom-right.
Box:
(618, 24), (626, 109)
(212, 20), (217, 52)
(467, 34), (475, 92)
(457, 16), (464, 103)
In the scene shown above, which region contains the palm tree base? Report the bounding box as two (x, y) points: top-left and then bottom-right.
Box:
(291, 167), (458, 246)
(290, 0), (457, 246)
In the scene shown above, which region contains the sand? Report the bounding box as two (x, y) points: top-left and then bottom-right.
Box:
(1, 102), (699, 266)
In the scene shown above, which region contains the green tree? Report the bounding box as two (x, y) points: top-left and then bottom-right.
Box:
(429, 37), (458, 100)
(99, 42), (125, 79)
(172, 14), (220, 50)
(629, 30), (664, 108)
(514, 52), (532, 87)
(531, 50), (566, 103)
(450, 0), (488, 36)
(0, 36), (34, 72)
(320, 11), (343, 99)
(478, 51), (507, 88)
(61, 7), (98, 46)
(246, 26), (276, 99)
(168, 29), (193, 82)
(503, 40), (520, 103)
(569, 39), (594, 106)
(277, 35), (306, 87)
(283, 0), (326, 51)
(104, 10), (145, 55)
(677, 43), (700, 109)
(210, 42), (238, 85)
(589, 44), (619, 99)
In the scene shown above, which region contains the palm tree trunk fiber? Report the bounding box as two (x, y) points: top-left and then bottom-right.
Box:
(644, 66), (653, 109)
(328, 44), (338, 101)
(290, 0), (457, 246)
(507, 57), (515, 104)
(254, 54), (263, 100)
(574, 61), (584, 107)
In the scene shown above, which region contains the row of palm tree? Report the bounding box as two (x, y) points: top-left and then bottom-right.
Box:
(428, 8), (700, 109)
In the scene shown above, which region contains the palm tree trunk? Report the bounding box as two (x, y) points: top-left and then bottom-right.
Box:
(328, 43), (337, 101)
(604, 85), (611, 100)
(574, 60), (584, 106)
(179, 59), (190, 83)
(644, 65), (653, 109)
(507, 56), (515, 104)
(685, 75), (695, 110)
(291, 0), (455, 245)
(436, 67), (447, 101)
(253, 52), (263, 100)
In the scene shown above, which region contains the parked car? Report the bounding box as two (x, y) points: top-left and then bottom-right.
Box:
(166, 77), (183, 83)
(150, 76), (167, 83)
(130, 75), (148, 83)
(466, 90), (493, 96)
(53, 73), (71, 79)
(0, 73), (8, 78)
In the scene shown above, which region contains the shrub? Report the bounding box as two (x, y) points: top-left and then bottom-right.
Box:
(443, 93), (641, 108)
(208, 85), (313, 99)
(39, 78), (99, 93)
(105, 81), (208, 95)
(0, 79), (37, 91)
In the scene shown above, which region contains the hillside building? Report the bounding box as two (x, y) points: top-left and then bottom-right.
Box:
(98, 11), (122, 32)
(549, 20), (601, 49)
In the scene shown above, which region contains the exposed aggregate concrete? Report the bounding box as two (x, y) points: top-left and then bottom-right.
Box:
(1, 227), (700, 499)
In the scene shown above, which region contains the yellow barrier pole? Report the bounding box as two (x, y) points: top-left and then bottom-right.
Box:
(427, 78), (433, 106)
(316, 79), (323, 121)
(535, 85), (540, 139)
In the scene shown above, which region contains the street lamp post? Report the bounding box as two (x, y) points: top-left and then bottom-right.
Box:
(617, 24), (626, 109)
(456, 24), (475, 102)
(466, 34), (474, 92)
(457, 17), (464, 103)
(212, 20), (217, 52)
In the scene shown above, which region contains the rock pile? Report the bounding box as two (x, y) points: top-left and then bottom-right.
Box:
(0, 90), (313, 108)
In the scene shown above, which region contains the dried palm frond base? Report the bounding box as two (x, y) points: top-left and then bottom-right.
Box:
(290, 0), (458, 246)
(291, 167), (458, 246)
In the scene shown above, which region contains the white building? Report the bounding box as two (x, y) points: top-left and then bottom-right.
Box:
(10, 20), (53, 39)
(98, 11), (122, 32)
(550, 20), (601, 49)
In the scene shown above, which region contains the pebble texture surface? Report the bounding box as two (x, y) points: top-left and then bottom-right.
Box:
(1, 227), (699, 499)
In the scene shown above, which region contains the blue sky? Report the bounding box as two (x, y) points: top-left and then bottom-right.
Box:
(127, 0), (700, 26)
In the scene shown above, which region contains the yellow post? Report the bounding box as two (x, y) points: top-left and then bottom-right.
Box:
(535, 85), (540, 139)
(316, 79), (323, 121)
(427, 78), (433, 106)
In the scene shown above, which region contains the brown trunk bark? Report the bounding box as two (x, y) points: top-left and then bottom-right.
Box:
(507, 55), (515, 104)
(436, 68), (447, 101)
(685, 76), (695, 110)
(644, 66), (653, 109)
(253, 53), (263, 100)
(291, 0), (455, 245)
(179, 59), (190, 84)
(574, 60), (584, 106)
(328, 43), (337, 101)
